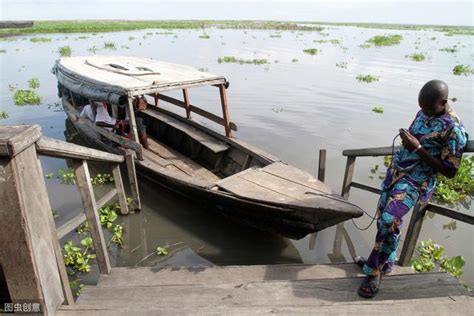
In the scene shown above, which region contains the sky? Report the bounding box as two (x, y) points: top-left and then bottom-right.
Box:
(0, 0), (473, 26)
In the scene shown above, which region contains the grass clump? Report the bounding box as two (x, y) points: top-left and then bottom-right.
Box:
(30, 37), (52, 42)
(452, 64), (473, 76)
(303, 48), (318, 55)
(217, 56), (268, 65)
(58, 45), (72, 57)
(366, 34), (402, 46)
(103, 41), (116, 49)
(372, 106), (384, 113)
(356, 74), (379, 83)
(407, 53), (426, 62)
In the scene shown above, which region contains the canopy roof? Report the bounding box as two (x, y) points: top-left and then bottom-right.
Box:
(53, 55), (226, 103)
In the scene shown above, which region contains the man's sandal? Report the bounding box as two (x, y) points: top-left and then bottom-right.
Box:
(358, 275), (381, 298)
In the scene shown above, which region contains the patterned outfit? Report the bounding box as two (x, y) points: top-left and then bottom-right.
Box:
(363, 109), (468, 276)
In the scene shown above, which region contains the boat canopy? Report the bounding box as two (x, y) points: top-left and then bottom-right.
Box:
(52, 55), (227, 104)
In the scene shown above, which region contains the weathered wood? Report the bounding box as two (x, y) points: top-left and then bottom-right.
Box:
(0, 144), (64, 314)
(126, 96), (140, 145)
(112, 164), (129, 215)
(57, 213), (87, 240)
(318, 149), (326, 182)
(350, 181), (382, 195)
(143, 108), (229, 153)
(73, 160), (111, 274)
(0, 124), (42, 157)
(218, 84), (232, 137)
(399, 203), (428, 266)
(154, 94), (238, 131)
(427, 203), (474, 225)
(343, 146), (399, 157)
(125, 150), (141, 210)
(262, 162), (329, 192)
(182, 88), (191, 119)
(341, 156), (356, 199)
(36, 136), (124, 163)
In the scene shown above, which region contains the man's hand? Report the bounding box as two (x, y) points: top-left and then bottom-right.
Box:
(400, 130), (420, 152)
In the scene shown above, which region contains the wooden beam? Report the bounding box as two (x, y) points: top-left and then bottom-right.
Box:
(399, 203), (428, 266)
(125, 150), (141, 211)
(340, 156), (356, 199)
(73, 160), (111, 274)
(427, 203), (474, 225)
(112, 164), (129, 215)
(154, 93), (159, 107)
(218, 84), (232, 138)
(183, 89), (191, 119)
(36, 136), (124, 163)
(127, 96), (140, 145)
(318, 149), (326, 182)
(57, 213), (87, 240)
(350, 181), (382, 195)
(154, 94), (237, 131)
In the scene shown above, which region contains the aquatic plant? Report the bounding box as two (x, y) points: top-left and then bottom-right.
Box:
(156, 246), (169, 256)
(217, 56), (269, 65)
(372, 106), (384, 113)
(329, 39), (340, 45)
(28, 77), (40, 89)
(0, 111), (8, 119)
(14, 89), (41, 105)
(57, 45), (72, 57)
(291, 58), (299, 62)
(272, 107), (283, 113)
(407, 53), (426, 62)
(199, 34), (210, 39)
(270, 34), (282, 38)
(365, 34), (402, 46)
(88, 46), (98, 53)
(29, 37), (52, 42)
(452, 64), (473, 76)
(90, 173), (114, 185)
(58, 167), (76, 184)
(303, 48), (318, 55)
(335, 62), (347, 68)
(359, 43), (371, 49)
(45, 172), (54, 179)
(103, 41), (116, 49)
(356, 74), (379, 83)
(77, 36), (88, 40)
(433, 156), (474, 206)
(439, 46), (458, 53)
(63, 238), (96, 273)
(128, 36), (136, 40)
(0, 49), (6, 53)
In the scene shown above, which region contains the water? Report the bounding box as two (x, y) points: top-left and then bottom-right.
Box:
(0, 25), (473, 284)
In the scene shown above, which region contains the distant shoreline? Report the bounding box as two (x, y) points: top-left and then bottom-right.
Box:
(1, 20), (472, 37)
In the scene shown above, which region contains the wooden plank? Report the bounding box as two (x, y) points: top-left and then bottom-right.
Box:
(0, 124), (42, 157)
(57, 213), (87, 240)
(73, 160), (111, 274)
(261, 162), (329, 192)
(351, 181), (382, 194)
(318, 149), (326, 182)
(155, 93), (238, 131)
(126, 96), (140, 145)
(125, 150), (141, 210)
(343, 146), (399, 157)
(96, 188), (118, 210)
(112, 164), (129, 215)
(36, 136), (124, 163)
(427, 203), (474, 225)
(218, 84), (232, 137)
(130, 78), (227, 96)
(142, 108), (229, 153)
(182, 88), (191, 119)
(341, 156), (356, 199)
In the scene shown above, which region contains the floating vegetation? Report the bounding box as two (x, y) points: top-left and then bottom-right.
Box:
(365, 34), (402, 46)
(0, 49), (6, 53)
(146, 32), (153, 35)
(433, 156), (474, 206)
(439, 46), (458, 53)
(0, 111), (8, 119)
(158, 31), (175, 35)
(77, 36), (88, 40)
(103, 41), (116, 49)
(30, 37), (52, 42)
(335, 62), (347, 68)
(272, 107), (283, 113)
(329, 39), (340, 45)
(88, 45), (98, 53)
(291, 58), (299, 63)
(156, 246), (169, 256)
(63, 238), (96, 273)
(407, 53), (426, 62)
(90, 173), (114, 185)
(313, 39), (327, 43)
(28, 77), (40, 89)
(302, 48), (318, 55)
(58, 167), (76, 184)
(57, 45), (72, 57)
(45, 172), (54, 179)
(128, 36), (136, 40)
(14, 89), (41, 105)
(217, 56), (269, 65)
(452, 64), (474, 76)
(198, 67), (208, 72)
(356, 74), (379, 83)
(270, 34), (282, 38)
(359, 43), (371, 49)
(199, 34), (210, 39)
(372, 106), (384, 113)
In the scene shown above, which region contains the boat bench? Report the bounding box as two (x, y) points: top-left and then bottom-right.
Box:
(142, 109), (229, 155)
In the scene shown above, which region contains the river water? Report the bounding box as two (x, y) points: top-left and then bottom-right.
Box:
(0, 25), (472, 283)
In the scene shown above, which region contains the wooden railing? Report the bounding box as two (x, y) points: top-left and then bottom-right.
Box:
(0, 125), (141, 312)
(339, 140), (474, 266)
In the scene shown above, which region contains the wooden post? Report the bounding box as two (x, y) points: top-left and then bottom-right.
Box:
(154, 93), (159, 107)
(182, 88), (191, 119)
(126, 96), (140, 145)
(0, 125), (65, 314)
(218, 84), (232, 138)
(318, 149), (326, 182)
(125, 150), (141, 211)
(73, 159), (111, 274)
(341, 156), (356, 199)
(399, 202), (428, 266)
(112, 163), (129, 215)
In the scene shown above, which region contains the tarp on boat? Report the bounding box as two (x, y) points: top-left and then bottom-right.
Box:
(52, 55), (227, 104)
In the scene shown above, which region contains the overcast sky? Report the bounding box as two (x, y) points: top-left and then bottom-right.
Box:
(1, 0), (472, 26)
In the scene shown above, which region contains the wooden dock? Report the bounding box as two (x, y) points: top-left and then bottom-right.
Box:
(57, 263), (473, 315)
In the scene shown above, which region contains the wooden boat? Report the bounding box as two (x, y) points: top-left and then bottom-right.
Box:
(53, 55), (363, 239)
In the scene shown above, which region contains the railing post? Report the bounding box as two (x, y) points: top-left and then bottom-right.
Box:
(341, 156), (356, 199)
(112, 163), (129, 215)
(126, 96), (140, 145)
(183, 88), (191, 119)
(218, 84), (232, 138)
(125, 150), (141, 211)
(0, 125), (65, 314)
(318, 149), (326, 182)
(399, 202), (428, 266)
(73, 159), (111, 274)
